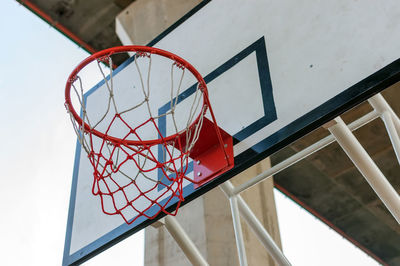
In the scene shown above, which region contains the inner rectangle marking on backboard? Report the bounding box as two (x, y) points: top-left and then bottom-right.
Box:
(157, 37), (277, 190)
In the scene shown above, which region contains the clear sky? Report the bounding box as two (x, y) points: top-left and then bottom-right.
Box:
(0, 1), (380, 265)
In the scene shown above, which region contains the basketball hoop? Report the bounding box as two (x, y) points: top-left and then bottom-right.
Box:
(65, 46), (233, 224)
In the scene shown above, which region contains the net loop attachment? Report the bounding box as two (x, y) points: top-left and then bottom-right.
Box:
(136, 51), (151, 58)
(173, 61), (185, 70)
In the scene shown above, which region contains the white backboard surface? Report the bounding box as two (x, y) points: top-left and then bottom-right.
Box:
(63, 0), (400, 265)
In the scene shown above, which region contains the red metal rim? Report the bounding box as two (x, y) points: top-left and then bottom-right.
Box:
(65, 46), (209, 146)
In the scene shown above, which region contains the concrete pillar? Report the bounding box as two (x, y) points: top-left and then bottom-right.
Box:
(115, 1), (282, 265)
(116, 0), (203, 45)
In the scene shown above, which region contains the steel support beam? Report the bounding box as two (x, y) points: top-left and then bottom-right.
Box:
(229, 196), (248, 266)
(220, 181), (292, 266)
(327, 117), (400, 224)
(369, 93), (400, 164)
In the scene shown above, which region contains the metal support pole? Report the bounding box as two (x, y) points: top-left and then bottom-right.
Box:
(164, 216), (209, 266)
(381, 111), (400, 164)
(229, 196), (248, 266)
(368, 94), (400, 164)
(220, 182), (292, 266)
(327, 117), (400, 224)
(368, 93), (400, 134)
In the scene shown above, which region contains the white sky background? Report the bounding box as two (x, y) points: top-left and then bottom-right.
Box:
(0, 1), (381, 265)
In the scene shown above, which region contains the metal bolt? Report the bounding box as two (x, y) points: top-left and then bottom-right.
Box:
(197, 172), (202, 177)
(196, 160), (201, 165)
(224, 143), (228, 148)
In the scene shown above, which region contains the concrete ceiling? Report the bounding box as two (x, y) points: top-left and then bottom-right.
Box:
(18, 0), (133, 64)
(18, 0), (400, 264)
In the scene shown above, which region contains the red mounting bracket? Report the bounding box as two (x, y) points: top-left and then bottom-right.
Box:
(186, 117), (234, 188)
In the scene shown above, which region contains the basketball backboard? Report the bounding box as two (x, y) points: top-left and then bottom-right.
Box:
(63, 0), (400, 265)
